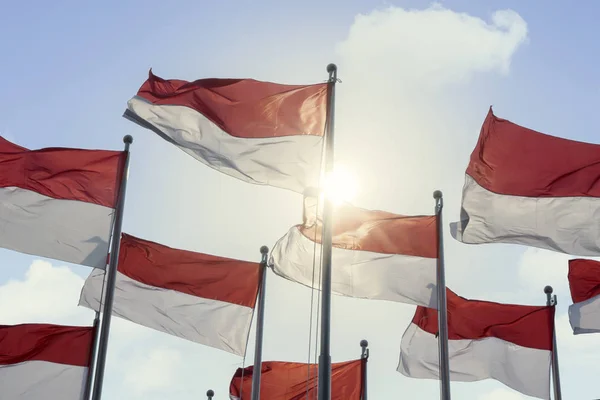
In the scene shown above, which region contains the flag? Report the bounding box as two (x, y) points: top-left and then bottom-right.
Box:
(568, 259), (600, 334)
(0, 137), (125, 268)
(124, 70), (327, 193)
(450, 107), (600, 256)
(270, 196), (438, 307)
(0, 323), (93, 400)
(79, 233), (261, 356)
(229, 359), (363, 400)
(398, 290), (554, 400)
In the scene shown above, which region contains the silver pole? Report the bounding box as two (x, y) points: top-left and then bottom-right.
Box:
(318, 63), (338, 400)
(250, 246), (269, 400)
(434, 190), (451, 400)
(91, 135), (133, 400)
(83, 311), (100, 400)
(207, 389), (215, 400)
(544, 286), (562, 400)
(360, 340), (369, 400)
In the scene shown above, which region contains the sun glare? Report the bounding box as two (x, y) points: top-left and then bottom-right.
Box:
(322, 165), (358, 205)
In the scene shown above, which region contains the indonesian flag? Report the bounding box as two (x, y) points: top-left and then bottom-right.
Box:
(450, 108), (600, 256)
(124, 70), (327, 194)
(0, 323), (94, 400)
(0, 136), (125, 268)
(270, 196), (438, 307)
(398, 290), (554, 400)
(229, 359), (364, 400)
(568, 259), (600, 334)
(79, 233), (260, 356)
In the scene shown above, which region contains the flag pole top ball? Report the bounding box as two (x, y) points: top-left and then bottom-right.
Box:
(327, 63), (337, 73)
(360, 339), (368, 348)
(123, 135), (133, 144)
(260, 246), (269, 255)
(433, 190), (443, 200)
(544, 285), (553, 294)
(206, 389), (214, 396)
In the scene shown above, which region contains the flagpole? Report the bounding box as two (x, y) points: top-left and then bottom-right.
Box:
(250, 246), (269, 400)
(360, 339), (369, 400)
(318, 62), (338, 400)
(91, 135), (133, 400)
(83, 311), (100, 400)
(434, 190), (451, 400)
(544, 285), (562, 400)
(207, 389), (215, 400)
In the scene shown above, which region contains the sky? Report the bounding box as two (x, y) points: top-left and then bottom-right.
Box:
(1, 0), (600, 399)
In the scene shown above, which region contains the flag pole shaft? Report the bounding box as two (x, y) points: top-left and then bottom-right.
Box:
(250, 246), (270, 400)
(434, 190), (451, 400)
(544, 286), (562, 400)
(360, 340), (369, 400)
(318, 63), (338, 400)
(83, 311), (100, 400)
(91, 135), (133, 400)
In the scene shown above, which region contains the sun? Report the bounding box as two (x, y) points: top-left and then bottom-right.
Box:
(322, 164), (358, 205)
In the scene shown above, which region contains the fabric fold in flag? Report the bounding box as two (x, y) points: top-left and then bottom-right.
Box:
(0, 136), (125, 268)
(229, 359), (363, 400)
(79, 233), (261, 356)
(398, 290), (554, 400)
(450, 107), (600, 256)
(0, 323), (94, 400)
(124, 70), (327, 193)
(270, 196), (438, 307)
(568, 259), (600, 334)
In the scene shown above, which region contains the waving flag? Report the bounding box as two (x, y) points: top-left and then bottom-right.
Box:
(270, 196), (438, 307)
(79, 233), (261, 356)
(229, 359), (363, 400)
(124, 70), (327, 193)
(568, 259), (600, 334)
(0, 136), (125, 268)
(0, 323), (94, 400)
(451, 108), (600, 256)
(398, 290), (554, 400)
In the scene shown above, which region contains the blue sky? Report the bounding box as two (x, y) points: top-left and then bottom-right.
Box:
(1, 1), (600, 399)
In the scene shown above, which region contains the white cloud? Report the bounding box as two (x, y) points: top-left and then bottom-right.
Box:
(123, 347), (183, 397)
(478, 388), (530, 400)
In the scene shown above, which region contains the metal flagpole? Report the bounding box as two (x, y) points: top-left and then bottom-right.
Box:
(360, 340), (369, 400)
(83, 311), (100, 400)
(433, 190), (451, 400)
(318, 63), (338, 400)
(544, 285), (562, 400)
(206, 389), (215, 400)
(91, 135), (133, 400)
(250, 246), (269, 400)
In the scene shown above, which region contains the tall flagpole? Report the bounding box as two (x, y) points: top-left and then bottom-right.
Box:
(91, 135), (133, 400)
(360, 339), (369, 400)
(83, 311), (100, 400)
(250, 246), (269, 400)
(434, 190), (451, 400)
(318, 63), (338, 400)
(544, 285), (562, 400)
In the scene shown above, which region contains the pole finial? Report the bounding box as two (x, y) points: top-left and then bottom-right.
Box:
(260, 245), (269, 255)
(544, 285), (553, 294)
(327, 63), (337, 74)
(206, 389), (214, 398)
(123, 135), (133, 144)
(433, 190), (443, 200)
(360, 339), (368, 348)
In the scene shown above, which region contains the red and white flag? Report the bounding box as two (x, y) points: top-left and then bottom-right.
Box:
(0, 137), (125, 268)
(451, 108), (600, 256)
(568, 259), (600, 334)
(125, 70), (327, 193)
(398, 290), (554, 400)
(0, 323), (93, 400)
(79, 233), (261, 356)
(229, 359), (364, 400)
(270, 197), (438, 307)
